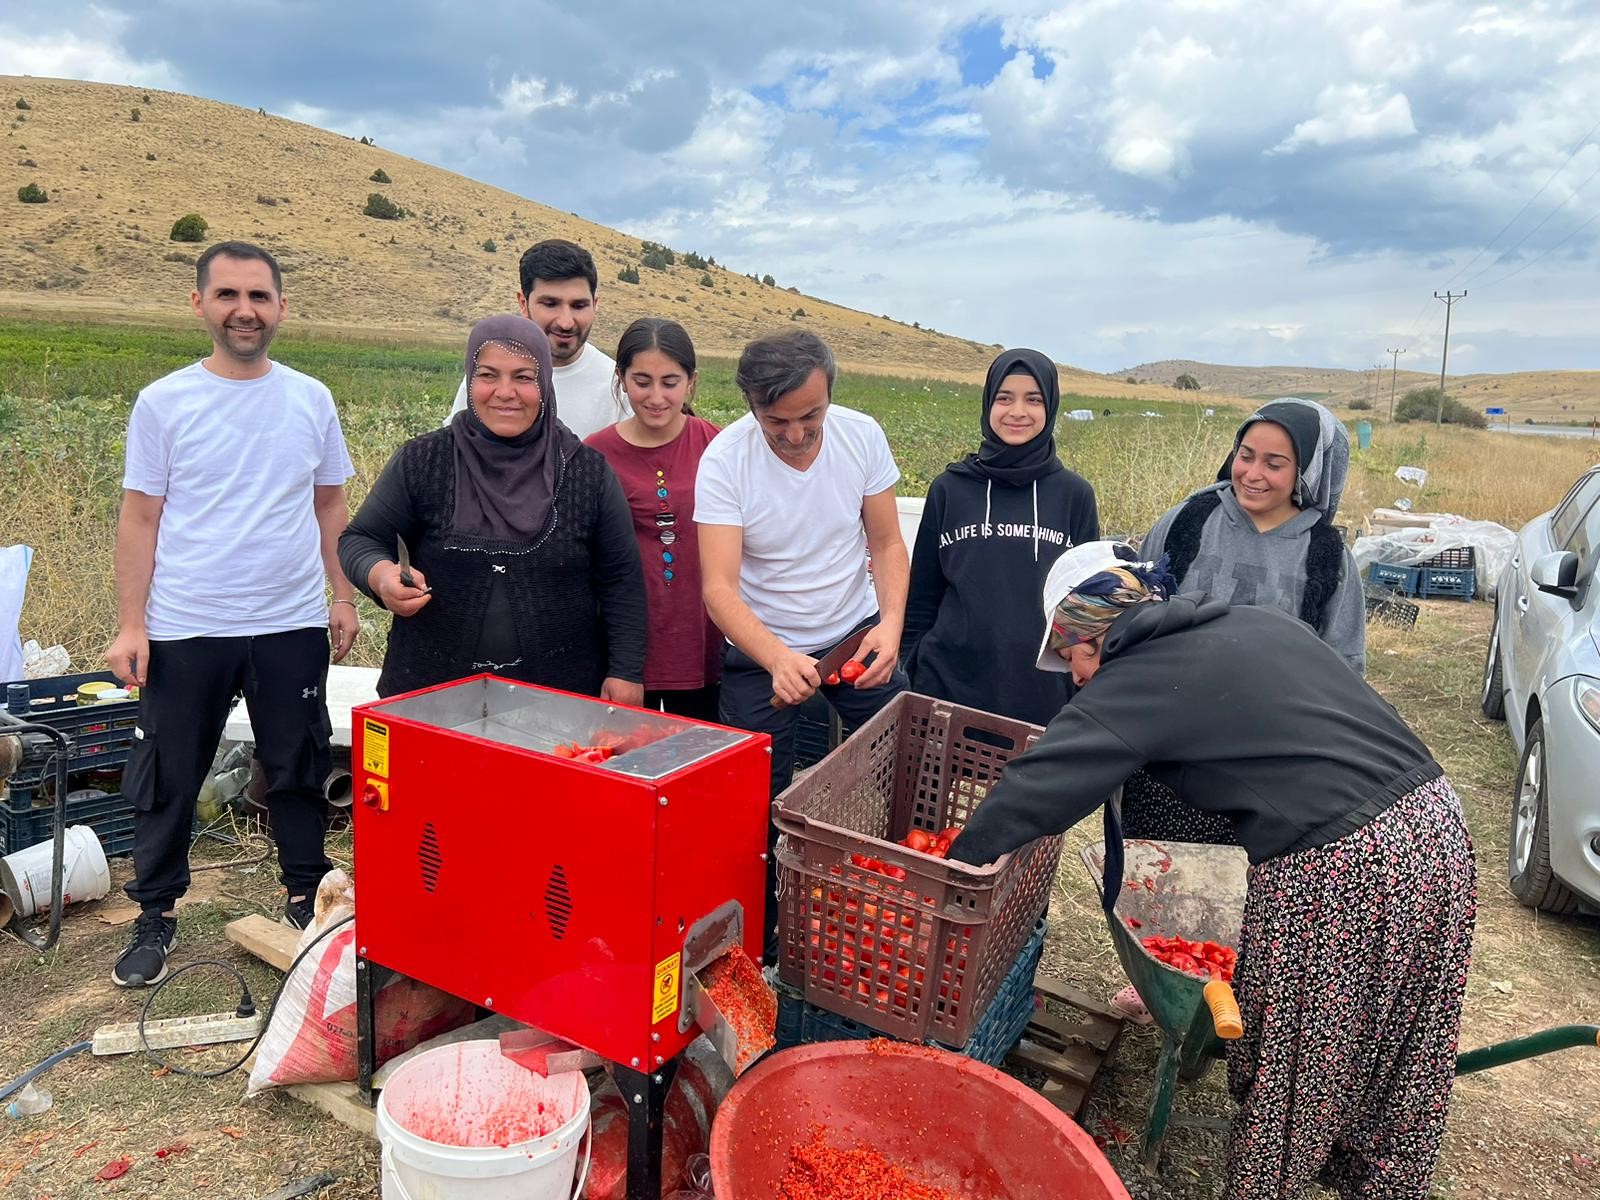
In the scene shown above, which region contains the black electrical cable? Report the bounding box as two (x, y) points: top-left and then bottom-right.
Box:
(0, 1040), (93, 1102)
(137, 913), (355, 1079)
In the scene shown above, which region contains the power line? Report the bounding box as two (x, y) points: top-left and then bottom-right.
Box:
(1473, 206), (1600, 292)
(1440, 112), (1600, 290)
(1460, 158), (1600, 288)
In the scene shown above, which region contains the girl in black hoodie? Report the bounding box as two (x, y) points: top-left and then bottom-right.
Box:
(899, 348), (1098, 725)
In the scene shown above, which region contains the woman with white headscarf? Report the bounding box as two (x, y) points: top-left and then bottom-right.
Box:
(948, 541), (1476, 1200)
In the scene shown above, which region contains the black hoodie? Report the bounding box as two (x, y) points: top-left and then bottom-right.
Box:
(900, 350), (1099, 725)
(949, 596), (1441, 870)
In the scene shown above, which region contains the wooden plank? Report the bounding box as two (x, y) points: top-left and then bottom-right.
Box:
(226, 914), (298, 972)
(1008, 1041), (1098, 1087)
(284, 1080), (377, 1139)
(1026, 1008), (1121, 1055)
(1032, 974), (1120, 1020)
(1038, 1076), (1087, 1117)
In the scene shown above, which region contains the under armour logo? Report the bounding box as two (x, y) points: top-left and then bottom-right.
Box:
(302, 686), (318, 699)
(492, 564), (506, 574)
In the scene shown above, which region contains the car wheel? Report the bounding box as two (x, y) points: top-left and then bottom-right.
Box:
(1507, 718), (1580, 914)
(1480, 604), (1506, 720)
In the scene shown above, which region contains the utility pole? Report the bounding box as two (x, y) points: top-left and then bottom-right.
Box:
(1387, 347), (1405, 420)
(1434, 291), (1465, 426)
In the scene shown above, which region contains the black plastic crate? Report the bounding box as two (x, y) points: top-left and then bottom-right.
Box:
(1365, 592), (1420, 629)
(0, 789), (138, 857)
(1418, 545), (1475, 570)
(792, 692), (838, 770)
(1, 671), (139, 798)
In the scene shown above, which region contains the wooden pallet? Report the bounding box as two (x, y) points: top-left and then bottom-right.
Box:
(1004, 975), (1124, 1116)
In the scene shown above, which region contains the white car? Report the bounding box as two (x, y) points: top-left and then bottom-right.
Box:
(1481, 465), (1600, 913)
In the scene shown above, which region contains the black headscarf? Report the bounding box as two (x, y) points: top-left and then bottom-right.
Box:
(449, 314), (580, 540)
(946, 348), (1064, 486)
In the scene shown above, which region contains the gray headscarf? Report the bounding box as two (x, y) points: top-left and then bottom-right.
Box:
(1217, 396), (1350, 522)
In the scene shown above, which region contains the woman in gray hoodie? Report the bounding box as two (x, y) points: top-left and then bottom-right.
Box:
(1123, 398), (1365, 846)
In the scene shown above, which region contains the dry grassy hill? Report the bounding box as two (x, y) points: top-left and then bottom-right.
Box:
(1, 75), (1176, 399)
(1126, 359), (1600, 423)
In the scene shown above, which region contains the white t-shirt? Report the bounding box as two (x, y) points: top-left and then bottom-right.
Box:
(694, 405), (900, 651)
(122, 361), (354, 640)
(445, 343), (627, 440)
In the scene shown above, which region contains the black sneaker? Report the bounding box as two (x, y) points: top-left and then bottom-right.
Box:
(283, 895), (315, 931)
(112, 910), (177, 987)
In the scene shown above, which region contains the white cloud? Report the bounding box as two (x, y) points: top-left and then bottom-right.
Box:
(0, 20), (181, 89)
(499, 76), (576, 115)
(1273, 83), (1417, 153)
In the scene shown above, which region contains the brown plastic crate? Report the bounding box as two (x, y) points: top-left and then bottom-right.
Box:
(772, 692), (1065, 1046)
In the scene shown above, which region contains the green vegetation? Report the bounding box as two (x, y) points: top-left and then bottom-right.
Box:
(17, 182), (47, 204)
(169, 213), (208, 242)
(15, 98), (31, 111)
(370, 168), (391, 184)
(617, 265), (641, 284)
(1395, 385), (1486, 428)
(363, 192), (402, 220)
(1174, 372), (1200, 390)
(481, 238), (497, 253)
(130, 107), (141, 122)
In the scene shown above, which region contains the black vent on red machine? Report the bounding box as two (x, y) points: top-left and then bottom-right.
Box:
(545, 864), (573, 940)
(418, 822), (442, 893)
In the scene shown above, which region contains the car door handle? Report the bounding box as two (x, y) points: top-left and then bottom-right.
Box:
(1516, 595), (1530, 612)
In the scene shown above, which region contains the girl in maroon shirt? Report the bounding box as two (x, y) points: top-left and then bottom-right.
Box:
(586, 319), (724, 720)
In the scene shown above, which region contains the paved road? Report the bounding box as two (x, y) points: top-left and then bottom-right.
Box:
(1486, 422), (1600, 439)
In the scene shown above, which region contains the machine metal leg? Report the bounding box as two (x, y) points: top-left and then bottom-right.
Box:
(615, 1056), (681, 1200)
(356, 955), (396, 1105)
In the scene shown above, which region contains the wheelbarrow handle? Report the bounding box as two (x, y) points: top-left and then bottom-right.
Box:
(1203, 979), (1244, 1040)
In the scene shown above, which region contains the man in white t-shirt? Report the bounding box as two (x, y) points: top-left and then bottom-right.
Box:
(443, 238), (627, 440)
(106, 241), (359, 987)
(697, 331), (910, 947)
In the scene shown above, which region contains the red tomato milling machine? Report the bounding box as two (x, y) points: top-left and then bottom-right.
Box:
(350, 674), (771, 1199)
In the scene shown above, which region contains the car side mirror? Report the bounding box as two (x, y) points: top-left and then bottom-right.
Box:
(1531, 551), (1579, 599)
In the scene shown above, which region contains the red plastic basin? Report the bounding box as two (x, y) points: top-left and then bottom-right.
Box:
(709, 1042), (1130, 1199)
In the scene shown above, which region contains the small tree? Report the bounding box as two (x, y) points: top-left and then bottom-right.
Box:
(761, 273), (775, 287)
(617, 265), (641, 284)
(363, 192), (401, 219)
(370, 168), (391, 184)
(481, 239), (497, 253)
(1394, 386), (1486, 428)
(130, 107), (141, 122)
(641, 246), (670, 271)
(145, 152), (157, 161)
(17, 182), (48, 204)
(169, 213), (207, 241)
(792, 307), (807, 319)
(15, 98), (30, 111)
(1347, 396), (1373, 411)
(683, 250), (707, 270)
(1174, 373), (1201, 391)
(698, 272), (714, 288)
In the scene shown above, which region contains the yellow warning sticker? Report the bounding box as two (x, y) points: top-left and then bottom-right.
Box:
(363, 719), (390, 777)
(652, 952), (681, 1023)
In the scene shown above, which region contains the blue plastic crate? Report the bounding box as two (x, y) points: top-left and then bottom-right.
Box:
(0, 788), (139, 857)
(1, 671), (139, 799)
(1367, 562), (1421, 595)
(1418, 566), (1475, 600)
(774, 917), (1046, 1066)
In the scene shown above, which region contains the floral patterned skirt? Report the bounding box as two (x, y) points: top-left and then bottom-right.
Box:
(1225, 774), (1478, 1199)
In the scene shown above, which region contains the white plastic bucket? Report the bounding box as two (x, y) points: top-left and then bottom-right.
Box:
(376, 1039), (592, 1200)
(0, 824), (111, 919)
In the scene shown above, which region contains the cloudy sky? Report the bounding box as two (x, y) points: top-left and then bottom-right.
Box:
(5, 0), (1599, 375)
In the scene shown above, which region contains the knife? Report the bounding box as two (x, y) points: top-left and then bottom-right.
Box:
(396, 535), (431, 595)
(769, 625), (874, 708)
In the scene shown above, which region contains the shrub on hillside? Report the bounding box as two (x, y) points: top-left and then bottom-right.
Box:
(17, 182), (48, 204)
(169, 213), (208, 242)
(641, 247), (670, 271)
(761, 273), (775, 287)
(130, 108), (141, 122)
(370, 168), (391, 184)
(15, 98), (31, 111)
(1174, 373), (1201, 390)
(1394, 386), (1486, 428)
(617, 265), (641, 284)
(699, 272), (714, 288)
(145, 152), (156, 161)
(256, 194), (277, 206)
(683, 251), (707, 270)
(482, 239), (497, 253)
(163, 250), (195, 264)
(363, 192), (402, 220)
(1348, 396), (1373, 411)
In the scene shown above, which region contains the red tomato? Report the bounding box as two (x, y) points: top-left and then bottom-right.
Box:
(825, 672), (841, 686)
(904, 830), (932, 853)
(839, 659), (867, 684)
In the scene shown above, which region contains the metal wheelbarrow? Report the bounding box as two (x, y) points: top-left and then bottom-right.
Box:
(1082, 839), (1600, 1175)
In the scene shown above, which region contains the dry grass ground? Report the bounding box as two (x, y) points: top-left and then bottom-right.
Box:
(0, 75), (1181, 403)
